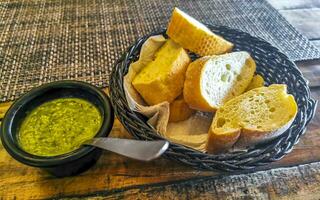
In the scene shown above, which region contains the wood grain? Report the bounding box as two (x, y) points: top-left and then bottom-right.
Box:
(267, 0), (320, 65)
(0, 88), (319, 199)
(0, 101), (11, 120)
(297, 61), (320, 88)
(0, 120), (215, 199)
(279, 8), (320, 40)
(311, 40), (320, 50)
(1, 1), (320, 199)
(72, 162), (320, 200)
(267, 0), (320, 10)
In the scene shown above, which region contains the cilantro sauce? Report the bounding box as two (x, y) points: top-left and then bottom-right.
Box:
(18, 98), (102, 156)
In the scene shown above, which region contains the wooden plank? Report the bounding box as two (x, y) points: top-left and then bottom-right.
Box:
(311, 40), (320, 50)
(0, 120), (217, 199)
(74, 162), (320, 199)
(0, 101), (11, 120)
(0, 88), (320, 199)
(296, 60), (320, 88)
(267, 0), (320, 10)
(0, 1), (319, 199)
(279, 8), (320, 40)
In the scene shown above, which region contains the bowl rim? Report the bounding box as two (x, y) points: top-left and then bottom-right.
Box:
(0, 80), (114, 167)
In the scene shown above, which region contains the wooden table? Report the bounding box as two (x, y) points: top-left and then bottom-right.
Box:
(1, 0), (320, 199)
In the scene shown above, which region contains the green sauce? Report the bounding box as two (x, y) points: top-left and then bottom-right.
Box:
(18, 98), (102, 156)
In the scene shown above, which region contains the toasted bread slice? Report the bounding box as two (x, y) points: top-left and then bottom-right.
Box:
(166, 8), (233, 56)
(169, 94), (195, 122)
(183, 51), (256, 112)
(132, 39), (191, 105)
(245, 74), (265, 91)
(206, 84), (298, 154)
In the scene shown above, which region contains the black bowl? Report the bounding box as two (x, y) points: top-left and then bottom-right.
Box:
(0, 80), (114, 177)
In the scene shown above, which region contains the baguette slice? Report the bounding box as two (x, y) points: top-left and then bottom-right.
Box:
(245, 74), (265, 91)
(169, 94), (195, 122)
(184, 51), (256, 112)
(206, 84), (298, 154)
(166, 8), (233, 56)
(132, 39), (191, 105)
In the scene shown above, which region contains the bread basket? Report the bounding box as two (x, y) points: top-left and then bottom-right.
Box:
(109, 24), (317, 171)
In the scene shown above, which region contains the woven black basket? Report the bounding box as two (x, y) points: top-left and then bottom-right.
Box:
(110, 24), (317, 171)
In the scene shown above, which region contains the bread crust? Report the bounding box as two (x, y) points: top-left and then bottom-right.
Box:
(183, 57), (216, 112)
(245, 74), (264, 91)
(235, 117), (295, 148)
(206, 116), (295, 154)
(206, 127), (241, 154)
(184, 53), (256, 112)
(166, 8), (233, 56)
(132, 41), (191, 105)
(169, 95), (195, 122)
(206, 84), (298, 154)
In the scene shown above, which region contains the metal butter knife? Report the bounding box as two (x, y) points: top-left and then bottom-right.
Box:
(83, 138), (169, 161)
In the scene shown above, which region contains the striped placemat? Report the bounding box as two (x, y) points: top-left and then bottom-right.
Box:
(0, 0), (319, 101)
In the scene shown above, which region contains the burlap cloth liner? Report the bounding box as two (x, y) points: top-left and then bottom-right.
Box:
(124, 35), (211, 152)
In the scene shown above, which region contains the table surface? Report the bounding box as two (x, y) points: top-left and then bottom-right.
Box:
(1, 0), (320, 199)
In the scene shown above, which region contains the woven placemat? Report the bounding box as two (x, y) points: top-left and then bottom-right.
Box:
(0, 0), (319, 101)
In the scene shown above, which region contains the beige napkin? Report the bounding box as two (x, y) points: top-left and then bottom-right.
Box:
(123, 35), (212, 152)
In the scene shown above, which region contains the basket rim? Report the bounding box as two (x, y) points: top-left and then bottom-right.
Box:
(109, 24), (318, 171)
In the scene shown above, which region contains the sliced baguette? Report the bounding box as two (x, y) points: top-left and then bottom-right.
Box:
(169, 94), (195, 122)
(245, 74), (265, 91)
(206, 84), (298, 154)
(183, 51), (256, 112)
(166, 8), (233, 56)
(132, 39), (191, 105)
